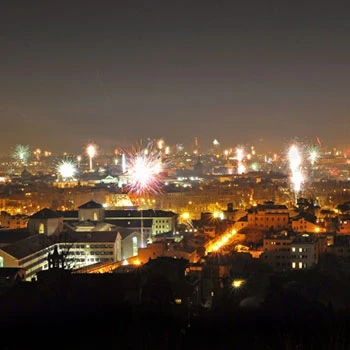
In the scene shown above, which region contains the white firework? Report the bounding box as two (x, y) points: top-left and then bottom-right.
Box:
(57, 159), (77, 181)
(288, 144), (304, 197)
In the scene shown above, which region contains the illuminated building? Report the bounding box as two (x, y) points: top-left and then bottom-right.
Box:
(0, 206), (142, 280)
(338, 218), (350, 234)
(260, 234), (294, 271)
(27, 208), (64, 235)
(291, 213), (326, 233)
(55, 200), (177, 238)
(261, 233), (327, 271)
(0, 226), (143, 281)
(247, 201), (290, 230)
(78, 200), (105, 221)
(0, 211), (28, 229)
(0, 200), (178, 280)
(290, 234), (327, 270)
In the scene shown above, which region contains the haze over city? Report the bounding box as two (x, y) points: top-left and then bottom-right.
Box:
(1, 1), (349, 155)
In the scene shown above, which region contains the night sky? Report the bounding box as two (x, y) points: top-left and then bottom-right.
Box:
(1, 1), (349, 155)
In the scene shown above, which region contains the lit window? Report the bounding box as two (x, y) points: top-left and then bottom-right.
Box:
(292, 262), (296, 269)
(232, 279), (245, 288)
(299, 248), (303, 252)
(292, 247), (296, 252)
(299, 262), (303, 269)
(39, 223), (44, 234)
(132, 236), (138, 256)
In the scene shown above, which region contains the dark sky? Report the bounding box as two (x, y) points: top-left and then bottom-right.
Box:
(1, 1), (350, 155)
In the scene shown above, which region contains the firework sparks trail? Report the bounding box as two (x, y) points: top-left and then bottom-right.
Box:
(86, 143), (97, 171)
(235, 147), (244, 162)
(121, 153), (126, 173)
(235, 147), (246, 174)
(288, 144), (304, 197)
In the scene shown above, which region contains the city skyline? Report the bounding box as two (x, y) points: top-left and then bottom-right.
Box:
(4, 136), (349, 161)
(1, 2), (349, 155)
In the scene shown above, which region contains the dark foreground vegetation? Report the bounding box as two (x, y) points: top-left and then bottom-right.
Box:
(1, 281), (350, 350)
(3, 254), (350, 349)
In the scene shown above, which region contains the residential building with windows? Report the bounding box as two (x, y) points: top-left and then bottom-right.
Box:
(260, 232), (328, 271)
(290, 234), (327, 270)
(0, 211), (28, 229)
(338, 217), (350, 234)
(247, 201), (289, 231)
(260, 234), (293, 271)
(326, 235), (350, 259)
(291, 213), (326, 234)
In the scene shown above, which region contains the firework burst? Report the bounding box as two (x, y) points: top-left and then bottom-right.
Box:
(125, 140), (168, 195)
(56, 159), (78, 181)
(307, 146), (320, 166)
(13, 144), (30, 165)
